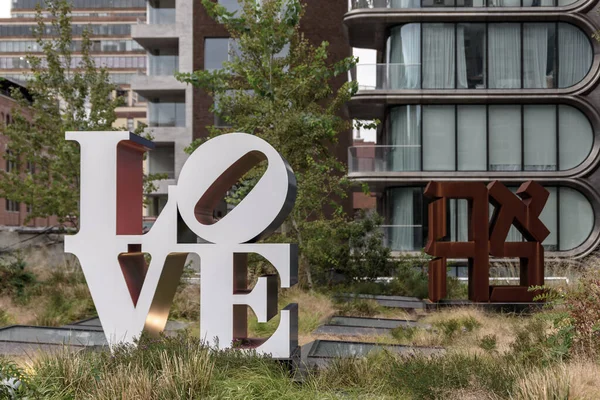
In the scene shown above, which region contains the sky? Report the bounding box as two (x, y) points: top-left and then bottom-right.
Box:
(0, 2), (9, 18)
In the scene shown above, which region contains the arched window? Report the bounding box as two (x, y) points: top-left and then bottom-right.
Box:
(384, 22), (592, 89)
(384, 104), (593, 172)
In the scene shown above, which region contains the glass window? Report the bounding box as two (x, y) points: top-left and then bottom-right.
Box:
(423, 0), (455, 6)
(387, 24), (421, 90)
(522, 0), (554, 5)
(558, 23), (592, 88)
(149, 143), (175, 179)
(458, 23), (486, 89)
(559, 187), (593, 250)
(386, 187), (424, 251)
(149, 0), (176, 24)
(149, 47), (179, 76)
(219, 0), (241, 13)
(6, 199), (19, 212)
(457, 105), (486, 170)
(422, 24), (455, 89)
(523, 23), (556, 88)
(423, 106), (455, 170)
(524, 105), (557, 171)
(380, 104), (593, 173)
(488, 0), (520, 6)
(388, 106), (421, 171)
(148, 94), (186, 127)
(488, 23), (521, 88)
(489, 105), (521, 171)
(205, 38), (231, 70)
(148, 195), (168, 217)
(559, 105), (593, 170)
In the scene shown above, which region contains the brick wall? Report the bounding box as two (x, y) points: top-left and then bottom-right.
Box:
(0, 92), (54, 229)
(192, 0), (353, 212)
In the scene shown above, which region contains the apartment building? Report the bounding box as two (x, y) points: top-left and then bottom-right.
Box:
(345, 0), (600, 263)
(133, 0), (352, 218)
(0, 78), (57, 231)
(1, 0), (148, 130)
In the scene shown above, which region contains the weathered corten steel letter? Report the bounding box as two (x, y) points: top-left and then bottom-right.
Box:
(487, 181), (549, 302)
(424, 182), (489, 302)
(425, 180), (549, 303)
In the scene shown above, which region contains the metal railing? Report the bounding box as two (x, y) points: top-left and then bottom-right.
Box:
(148, 8), (176, 25)
(352, 63), (421, 90)
(349, 145), (422, 173)
(350, 0), (571, 9)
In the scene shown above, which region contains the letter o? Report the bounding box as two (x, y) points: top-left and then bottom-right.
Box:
(176, 133), (296, 244)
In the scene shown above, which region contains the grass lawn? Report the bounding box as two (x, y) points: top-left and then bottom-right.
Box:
(1, 251), (599, 398)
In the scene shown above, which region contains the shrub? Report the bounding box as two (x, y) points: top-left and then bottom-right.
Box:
(391, 326), (418, 342)
(479, 334), (498, 353)
(0, 358), (30, 399)
(433, 316), (481, 342)
(0, 252), (37, 303)
(335, 298), (381, 317)
(170, 284), (200, 321)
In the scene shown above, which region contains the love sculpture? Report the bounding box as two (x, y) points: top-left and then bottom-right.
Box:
(65, 132), (298, 359)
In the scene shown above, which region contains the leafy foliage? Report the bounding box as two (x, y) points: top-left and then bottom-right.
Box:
(0, 252), (36, 303)
(0, 358), (30, 399)
(0, 0), (160, 228)
(176, 0), (381, 288)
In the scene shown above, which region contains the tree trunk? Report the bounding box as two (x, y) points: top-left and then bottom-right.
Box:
(291, 217), (313, 290)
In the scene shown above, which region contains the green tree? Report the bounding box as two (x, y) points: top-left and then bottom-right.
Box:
(0, 0), (159, 229)
(177, 0), (378, 288)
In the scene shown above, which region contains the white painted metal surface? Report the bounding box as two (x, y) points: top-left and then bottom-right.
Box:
(65, 131), (298, 358)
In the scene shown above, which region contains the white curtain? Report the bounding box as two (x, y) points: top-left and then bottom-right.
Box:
(559, 105), (593, 170)
(524, 105), (557, 171)
(389, 188), (421, 251)
(452, 199), (469, 242)
(523, 24), (549, 88)
(559, 188), (593, 251)
(389, 0), (420, 7)
(489, 24), (521, 88)
(389, 106), (421, 171)
(489, 105), (521, 171)
(558, 23), (593, 88)
(456, 25), (468, 89)
(423, 24), (455, 89)
(423, 106), (455, 170)
(457, 105), (486, 170)
(389, 24), (421, 89)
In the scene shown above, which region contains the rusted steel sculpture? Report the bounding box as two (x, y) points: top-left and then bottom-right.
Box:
(425, 181), (549, 303)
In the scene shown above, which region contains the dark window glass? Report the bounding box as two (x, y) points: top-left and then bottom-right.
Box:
(458, 23), (486, 89)
(423, 0), (455, 6)
(204, 38), (231, 70)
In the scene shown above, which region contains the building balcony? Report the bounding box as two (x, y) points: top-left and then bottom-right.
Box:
(131, 22), (178, 49)
(349, 145), (421, 175)
(131, 73), (186, 96)
(350, 0), (578, 9)
(344, 8), (587, 50)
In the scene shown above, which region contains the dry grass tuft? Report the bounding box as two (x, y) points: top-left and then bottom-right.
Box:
(89, 364), (154, 400)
